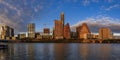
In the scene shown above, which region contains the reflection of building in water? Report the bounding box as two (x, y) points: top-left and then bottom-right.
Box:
(98, 44), (111, 60)
(79, 44), (89, 60)
(79, 44), (111, 60)
(47, 44), (55, 60)
(0, 49), (8, 60)
(29, 44), (54, 60)
(8, 44), (29, 60)
(66, 44), (80, 60)
(27, 44), (35, 60)
(8, 44), (14, 60)
(54, 43), (65, 60)
(43, 44), (54, 60)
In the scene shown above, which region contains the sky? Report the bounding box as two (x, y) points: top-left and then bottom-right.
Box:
(0, 0), (120, 34)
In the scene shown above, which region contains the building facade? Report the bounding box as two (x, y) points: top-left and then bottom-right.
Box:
(99, 28), (113, 39)
(76, 26), (82, 39)
(54, 12), (64, 39)
(44, 28), (50, 34)
(27, 23), (35, 38)
(61, 12), (64, 28)
(64, 23), (71, 39)
(18, 34), (26, 39)
(79, 23), (91, 39)
(54, 20), (63, 39)
(0, 25), (14, 40)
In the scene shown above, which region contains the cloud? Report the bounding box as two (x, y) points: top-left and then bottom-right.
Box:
(82, 0), (100, 6)
(0, 0), (51, 32)
(82, 0), (90, 6)
(106, 0), (113, 3)
(105, 4), (120, 11)
(0, 0), (21, 16)
(71, 15), (120, 33)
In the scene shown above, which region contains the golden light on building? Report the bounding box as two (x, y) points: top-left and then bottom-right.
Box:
(99, 28), (113, 39)
(64, 23), (71, 39)
(54, 12), (64, 39)
(79, 23), (91, 39)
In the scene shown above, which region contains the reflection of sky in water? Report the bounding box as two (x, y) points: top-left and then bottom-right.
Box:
(0, 43), (120, 60)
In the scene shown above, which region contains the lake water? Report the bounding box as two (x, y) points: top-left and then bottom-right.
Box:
(0, 43), (120, 60)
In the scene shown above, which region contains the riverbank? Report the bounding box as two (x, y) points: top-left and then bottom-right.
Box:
(0, 39), (120, 43)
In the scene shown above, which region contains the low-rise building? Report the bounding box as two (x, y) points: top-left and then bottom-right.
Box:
(18, 34), (26, 39)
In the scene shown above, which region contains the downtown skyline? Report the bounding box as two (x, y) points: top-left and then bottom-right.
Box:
(0, 0), (120, 35)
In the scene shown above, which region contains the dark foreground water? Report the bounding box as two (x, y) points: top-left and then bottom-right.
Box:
(0, 43), (120, 60)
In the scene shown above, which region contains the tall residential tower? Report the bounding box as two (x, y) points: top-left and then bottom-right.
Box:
(54, 12), (65, 39)
(28, 23), (35, 38)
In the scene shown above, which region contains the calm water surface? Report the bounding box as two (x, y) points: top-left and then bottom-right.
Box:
(0, 43), (120, 60)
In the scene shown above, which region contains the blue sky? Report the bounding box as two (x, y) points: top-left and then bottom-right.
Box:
(0, 0), (120, 33)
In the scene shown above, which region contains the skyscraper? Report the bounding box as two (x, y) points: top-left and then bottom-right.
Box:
(54, 12), (65, 39)
(64, 23), (71, 39)
(61, 12), (64, 38)
(79, 23), (91, 39)
(54, 20), (63, 39)
(61, 12), (64, 27)
(99, 28), (112, 39)
(28, 23), (35, 38)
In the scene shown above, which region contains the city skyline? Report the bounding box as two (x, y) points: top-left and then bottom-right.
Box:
(0, 0), (120, 35)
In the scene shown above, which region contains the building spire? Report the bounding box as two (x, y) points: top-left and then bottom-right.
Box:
(61, 12), (64, 26)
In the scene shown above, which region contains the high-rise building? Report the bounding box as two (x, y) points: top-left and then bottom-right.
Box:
(79, 23), (91, 39)
(0, 25), (14, 39)
(61, 12), (64, 28)
(64, 23), (71, 39)
(76, 26), (82, 39)
(99, 28), (112, 39)
(9, 28), (14, 37)
(28, 23), (35, 33)
(27, 23), (35, 38)
(54, 12), (64, 39)
(54, 20), (63, 39)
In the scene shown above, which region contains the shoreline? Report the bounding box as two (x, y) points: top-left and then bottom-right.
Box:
(0, 39), (120, 43)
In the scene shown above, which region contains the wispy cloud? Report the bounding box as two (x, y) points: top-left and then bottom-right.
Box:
(105, 4), (120, 11)
(106, 0), (113, 3)
(82, 0), (90, 6)
(0, 0), (21, 16)
(0, 0), (51, 32)
(71, 15), (120, 33)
